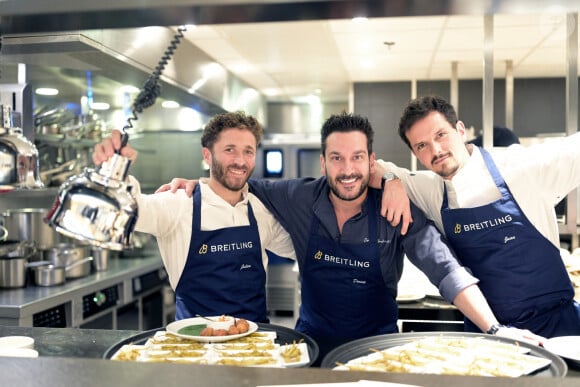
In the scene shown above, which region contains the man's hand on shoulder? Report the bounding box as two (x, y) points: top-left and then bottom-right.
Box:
(381, 178), (413, 235)
(155, 178), (198, 197)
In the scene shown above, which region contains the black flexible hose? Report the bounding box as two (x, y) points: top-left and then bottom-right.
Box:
(120, 26), (187, 148)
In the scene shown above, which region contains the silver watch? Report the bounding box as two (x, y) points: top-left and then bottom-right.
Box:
(381, 172), (398, 190)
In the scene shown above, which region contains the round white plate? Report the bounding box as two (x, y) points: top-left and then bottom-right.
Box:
(396, 292), (425, 303)
(424, 289), (444, 300)
(544, 336), (580, 366)
(0, 336), (35, 349)
(166, 317), (258, 342)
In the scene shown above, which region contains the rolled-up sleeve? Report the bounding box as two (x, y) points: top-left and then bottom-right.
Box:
(438, 266), (479, 302)
(402, 204), (479, 303)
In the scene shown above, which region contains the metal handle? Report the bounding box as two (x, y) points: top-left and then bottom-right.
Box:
(0, 225), (7, 242)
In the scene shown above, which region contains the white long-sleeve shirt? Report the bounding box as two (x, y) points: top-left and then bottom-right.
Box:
(130, 177), (296, 289)
(379, 131), (580, 247)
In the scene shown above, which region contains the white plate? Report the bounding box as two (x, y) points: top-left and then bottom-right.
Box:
(0, 336), (35, 349)
(424, 289), (444, 300)
(396, 293), (425, 303)
(544, 336), (580, 365)
(166, 317), (258, 342)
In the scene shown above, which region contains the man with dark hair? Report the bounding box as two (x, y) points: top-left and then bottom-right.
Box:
(93, 111), (295, 323)
(377, 95), (580, 337)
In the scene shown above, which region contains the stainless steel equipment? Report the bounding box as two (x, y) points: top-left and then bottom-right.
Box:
(0, 208), (60, 249)
(0, 256), (29, 288)
(30, 263), (66, 287)
(45, 153), (138, 251)
(0, 106), (44, 189)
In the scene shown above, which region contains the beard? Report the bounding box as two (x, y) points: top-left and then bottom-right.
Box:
(211, 157), (253, 191)
(326, 170), (369, 202)
(431, 153), (460, 179)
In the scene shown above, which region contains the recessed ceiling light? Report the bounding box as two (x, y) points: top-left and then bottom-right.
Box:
(162, 100), (180, 109)
(119, 85), (140, 93)
(262, 89), (280, 96)
(35, 88), (59, 96)
(91, 102), (110, 110)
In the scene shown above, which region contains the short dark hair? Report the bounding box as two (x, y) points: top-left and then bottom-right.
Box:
(201, 111), (263, 149)
(398, 95), (458, 149)
(321, 111), (374, 156)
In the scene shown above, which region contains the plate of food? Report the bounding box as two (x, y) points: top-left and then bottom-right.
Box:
(321, 332), (567, 377)
(105, 327), (315, 367)
(166, 316), (258, 342)
(544, 336), (580, 367)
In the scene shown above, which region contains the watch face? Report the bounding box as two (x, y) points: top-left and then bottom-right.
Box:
(383, 172), (396, 181)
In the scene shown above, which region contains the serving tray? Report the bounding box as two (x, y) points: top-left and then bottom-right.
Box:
(103, 322), (319, 367)
(320, 331), (567, 377)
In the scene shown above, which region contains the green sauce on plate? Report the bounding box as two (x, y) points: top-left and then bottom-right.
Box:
(177, 324), (206, 336)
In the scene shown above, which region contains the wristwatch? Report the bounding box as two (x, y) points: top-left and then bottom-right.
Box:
(486, 323), (506, 335)
(381, 172), (398, 190)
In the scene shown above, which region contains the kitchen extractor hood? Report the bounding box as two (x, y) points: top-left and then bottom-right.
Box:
(0, 27), (263, 118)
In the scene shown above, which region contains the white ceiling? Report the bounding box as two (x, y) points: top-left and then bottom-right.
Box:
(182, 12), (578, 103)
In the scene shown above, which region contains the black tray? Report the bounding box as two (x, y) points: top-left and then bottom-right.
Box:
(320, 331), (567, 377)
(103, 322), (319, 367)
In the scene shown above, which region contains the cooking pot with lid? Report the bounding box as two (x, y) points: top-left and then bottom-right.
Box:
(43, 243), (88, 266)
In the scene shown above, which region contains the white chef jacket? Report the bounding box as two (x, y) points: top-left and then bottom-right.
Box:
(378, 131), (580, 248)
(129, 177), (296, 289)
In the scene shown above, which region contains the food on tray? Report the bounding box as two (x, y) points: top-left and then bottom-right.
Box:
(187, 316), (250, 337)
(333, 336), (551, 377)
(110, 330), (309, 367)
(235, 319), (250, 333)
(280, 340), (303, 363)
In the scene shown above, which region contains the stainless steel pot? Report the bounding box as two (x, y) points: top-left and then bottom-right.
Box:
(64, 256), (93, 279)
(91, 247), (110, 272)
(44, 243), (88, 267)
(0, 256), (29, 288)
(0, 208), (60, 250)
(0, 240), (35, 258)
(30, 263), (65, 287)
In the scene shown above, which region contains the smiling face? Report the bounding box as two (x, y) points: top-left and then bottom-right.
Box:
(321, 130), (374, 202)
(203, 127), (256, 192)
(405, 111), (470, 180)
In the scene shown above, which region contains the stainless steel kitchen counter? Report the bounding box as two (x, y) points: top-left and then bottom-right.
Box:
(1, 355), (579, 387)
(0, 321), (578, 386)
(0, 252), (166, 327)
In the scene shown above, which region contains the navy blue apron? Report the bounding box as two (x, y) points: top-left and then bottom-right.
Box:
(174, 186), (268, 323)
(296, 195), (398, 362)
(441, 147), (580, 336)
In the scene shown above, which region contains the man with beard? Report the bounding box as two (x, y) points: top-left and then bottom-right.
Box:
(157, 112), (541, 362)
(92, 112), (295, 323)
(375, 95), (580, 338)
